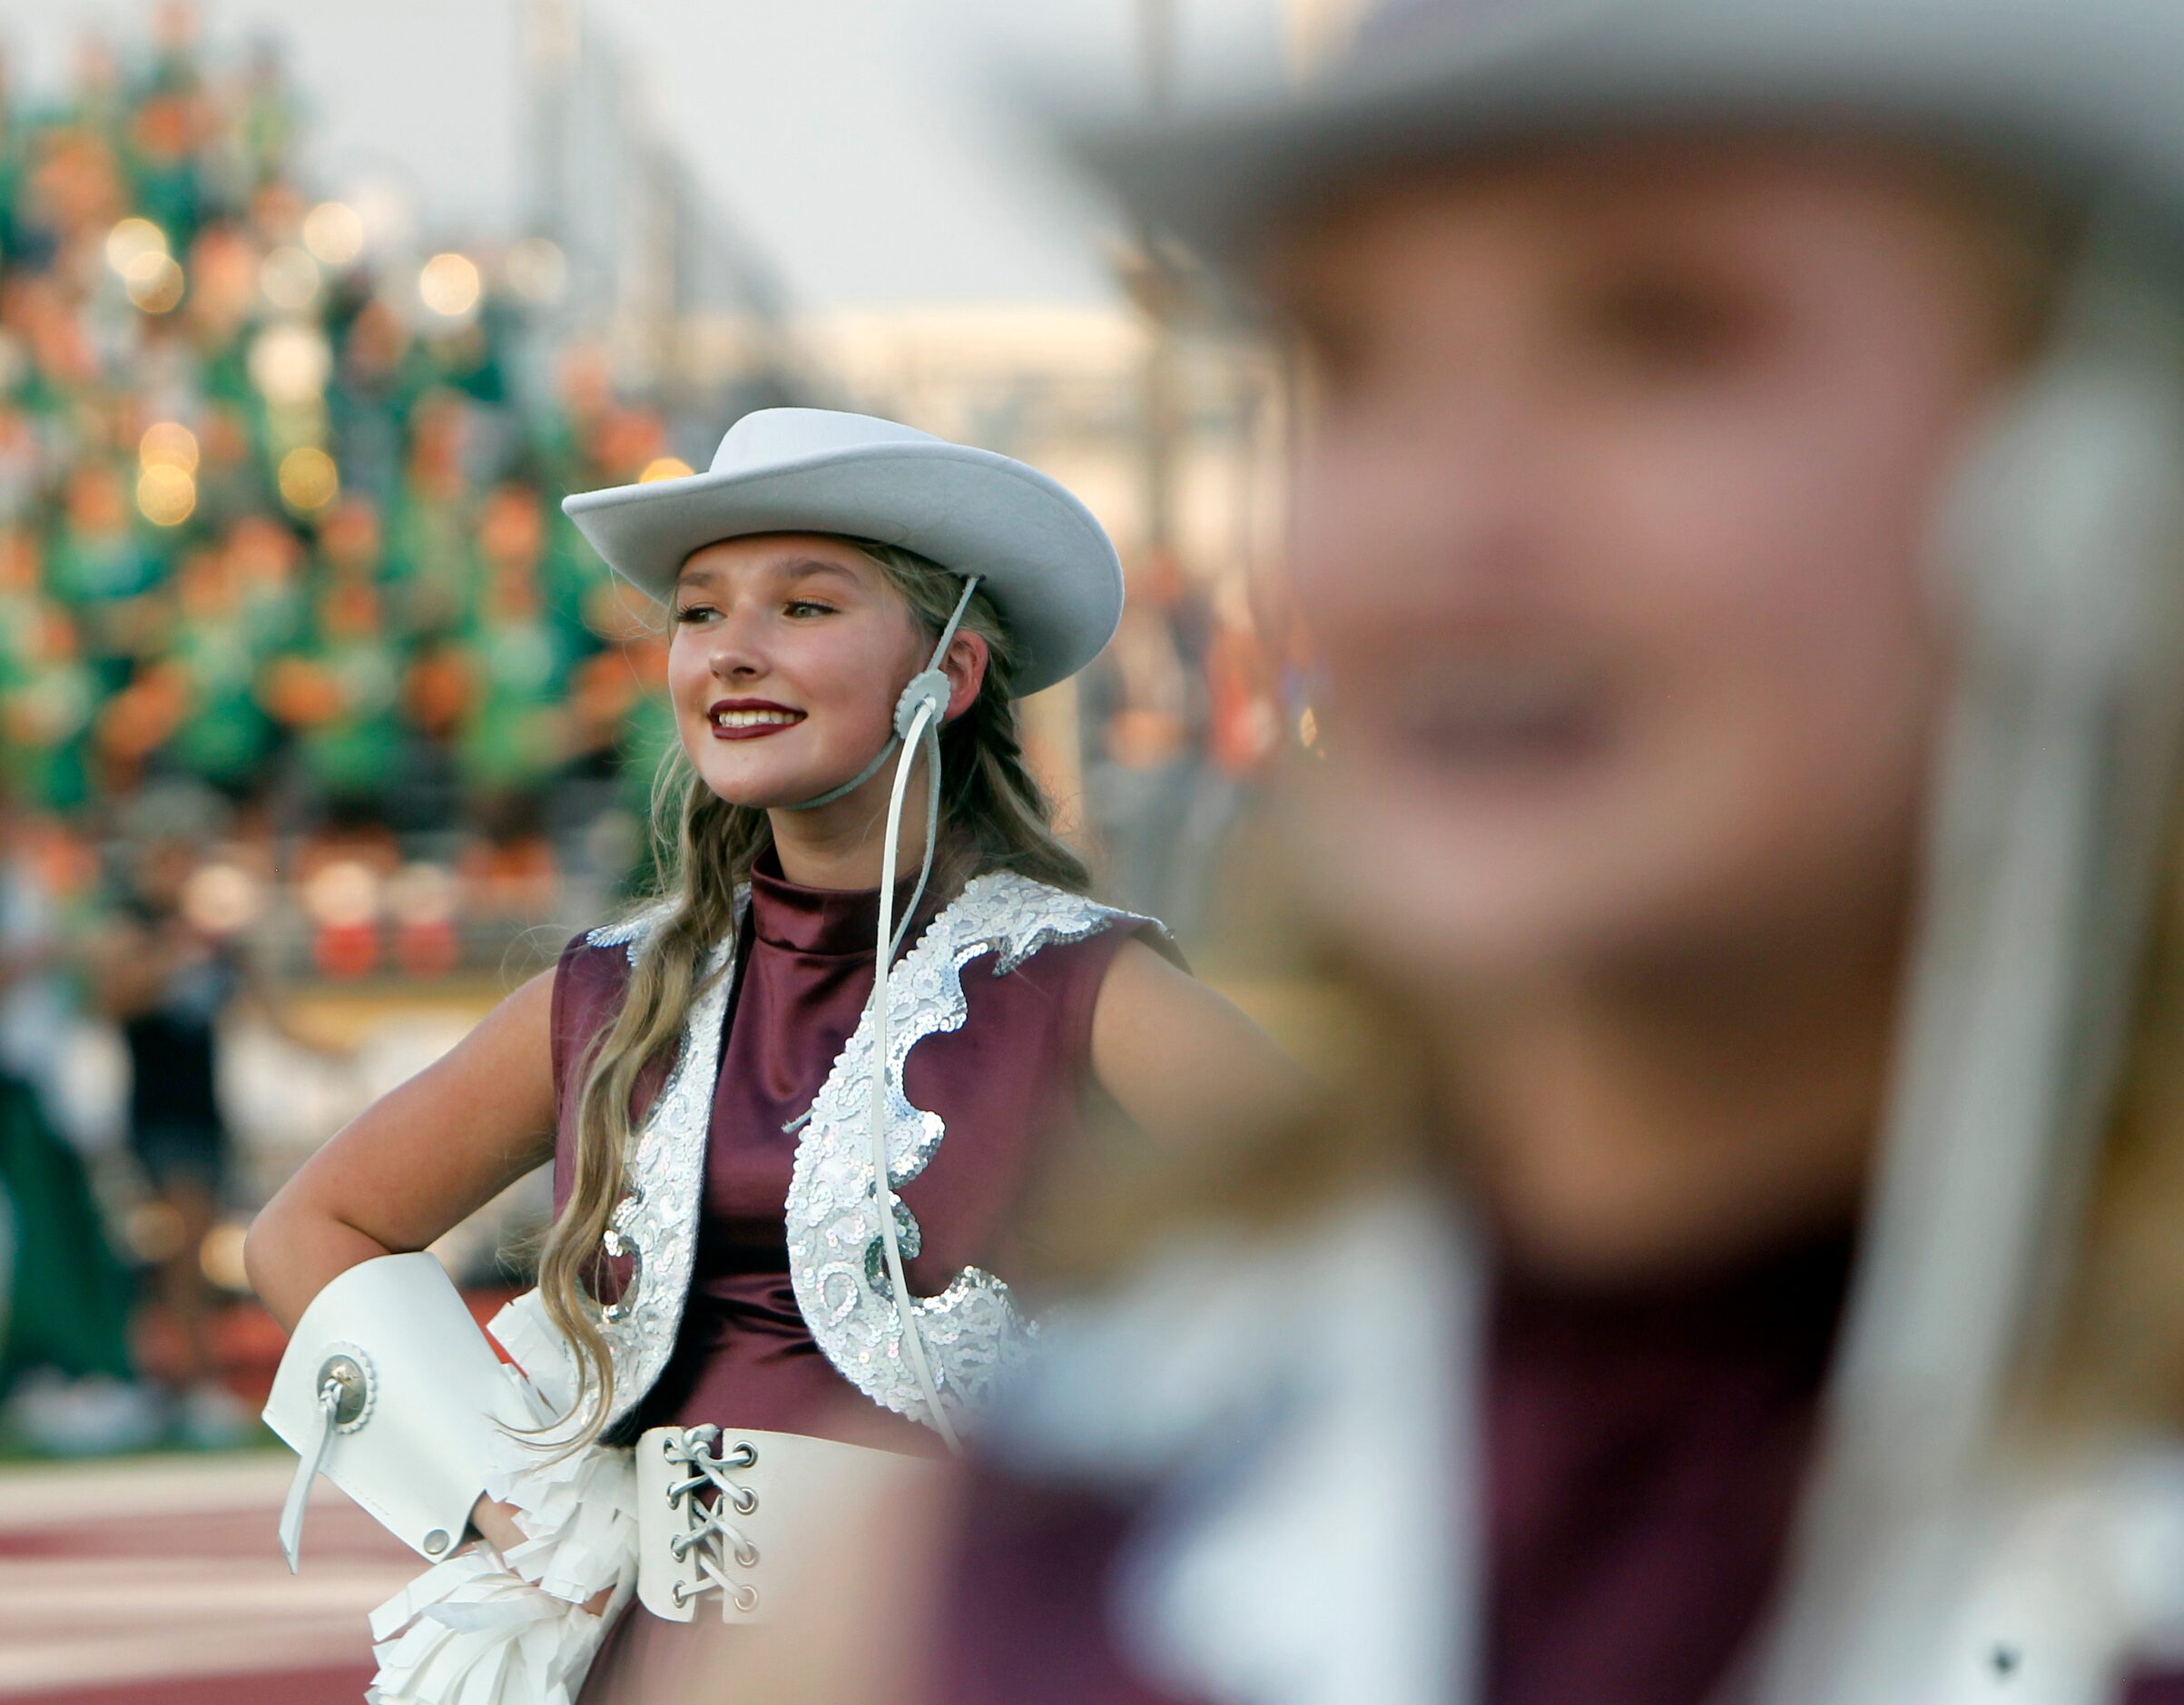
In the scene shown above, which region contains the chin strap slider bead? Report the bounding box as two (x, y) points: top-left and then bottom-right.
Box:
(894, 669), (952, 738)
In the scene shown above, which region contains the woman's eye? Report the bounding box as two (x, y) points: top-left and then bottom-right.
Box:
(674, 604), (716, 624)
(1575, 276), (1766, 375)
(784, 600), (835, 618)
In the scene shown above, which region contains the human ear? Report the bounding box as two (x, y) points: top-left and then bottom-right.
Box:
(941, 630), (989, 720)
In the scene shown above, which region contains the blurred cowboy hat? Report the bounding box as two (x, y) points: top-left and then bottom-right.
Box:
(562, 408), (1123, 697)
(1069, 0), (2184, 267)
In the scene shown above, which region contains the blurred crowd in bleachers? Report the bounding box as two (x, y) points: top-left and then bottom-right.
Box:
(0, 4), (699, 983)
(0, 5), (1296, 987)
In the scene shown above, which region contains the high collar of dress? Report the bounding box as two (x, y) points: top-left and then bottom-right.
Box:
(744, 845), (953, 960)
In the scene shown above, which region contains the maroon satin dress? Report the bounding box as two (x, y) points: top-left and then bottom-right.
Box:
(925, 1229), (2184, 1705)
(547, 852), (1151, 1692)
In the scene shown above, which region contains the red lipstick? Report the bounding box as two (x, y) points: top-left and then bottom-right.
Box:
(704, 697), (807, 742)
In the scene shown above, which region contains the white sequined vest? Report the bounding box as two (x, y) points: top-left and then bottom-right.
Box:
(572, 872), (1154, 1437)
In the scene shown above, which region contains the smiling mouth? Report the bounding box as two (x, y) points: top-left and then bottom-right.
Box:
(709, 705), (806, 739)
(1396, 666), (1612, 773)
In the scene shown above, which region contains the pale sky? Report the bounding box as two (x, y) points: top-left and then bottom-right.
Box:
(7, 0), (1288, 308)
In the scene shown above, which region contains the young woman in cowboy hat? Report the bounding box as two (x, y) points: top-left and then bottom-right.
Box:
(243, 408), (1298, 1702)
(725, 4), (2184, 1703)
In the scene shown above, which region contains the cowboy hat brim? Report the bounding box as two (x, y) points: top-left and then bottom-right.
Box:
(1067, 0), (2184, 273)
(562, 438), (1123, 699)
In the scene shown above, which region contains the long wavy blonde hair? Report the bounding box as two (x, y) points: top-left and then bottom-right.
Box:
(535, 537), (1089, 1443)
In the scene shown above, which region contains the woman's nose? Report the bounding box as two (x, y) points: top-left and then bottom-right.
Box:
(703, 613), (766, 679)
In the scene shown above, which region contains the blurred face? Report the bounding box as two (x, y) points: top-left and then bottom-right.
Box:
(481, 487), (544, 569)
(66, 464), (127, 530)
(320, 498), (381, 570)
(667, 534), (930, 809)
(1272, 138), (2022, 984)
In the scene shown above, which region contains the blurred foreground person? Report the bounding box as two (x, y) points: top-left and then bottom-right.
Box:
(244, 411), (1292, 1703)
(0, 787), (152, 1453)
(772, 5), (2184, 1703)
(96, 789), (341, 1443)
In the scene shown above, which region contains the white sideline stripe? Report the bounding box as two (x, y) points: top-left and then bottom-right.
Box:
(0, 1455), (331, 1527)
(0, 1459), (426, 1695)
(0, 1610), (369, 1636)
(0, 1555), (411, 1618)
(0, 1623), (371, 1694)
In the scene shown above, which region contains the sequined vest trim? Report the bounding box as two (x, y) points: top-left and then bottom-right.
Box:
(578, 872), (1152, 1435)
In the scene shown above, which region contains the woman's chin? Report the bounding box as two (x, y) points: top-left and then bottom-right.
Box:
(697, 778), (797, 811)
(691, 758), (858, 813)
(687, 758), (797, 811)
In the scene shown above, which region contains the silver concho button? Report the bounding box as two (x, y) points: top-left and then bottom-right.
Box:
(315, 1347), (375, 1431)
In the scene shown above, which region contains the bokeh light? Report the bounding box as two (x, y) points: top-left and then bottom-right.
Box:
(300, 200), (364, 267)
(103, 216), (167, 275)
(248, 321), (332, 403)
(197, 1224), (251, 1291)
(388, 861), (457, 925)
(259, 245), (321, 310)
(506, 236), (567, 303)
(638, 457), (694, 482)
(418, 251), (482, 318)
(181, 862), (263, 933)
(303, 859), (380, 928)
(125, 1201), (187, 1263)
(277, 446), (339, 513)
(124, 251), (186, 313)
(136, 464), (197, 527)
(347, 176), (416, 258)
(139, 420), (200, 474)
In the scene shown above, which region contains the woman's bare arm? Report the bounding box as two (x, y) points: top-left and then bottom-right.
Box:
(1088, 938), (1317, 1150)
(243, 968), (561, 1332)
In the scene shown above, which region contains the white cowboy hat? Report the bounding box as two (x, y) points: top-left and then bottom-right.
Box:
(1071, 0), (2184, 267)
(561, 408), (1124, 698)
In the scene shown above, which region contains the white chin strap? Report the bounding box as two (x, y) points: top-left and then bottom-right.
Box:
(787, 575), (981, 1450)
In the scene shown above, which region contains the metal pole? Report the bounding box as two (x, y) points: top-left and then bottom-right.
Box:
(1134, 0), (1178, 558)
(521, 0), (579, 243)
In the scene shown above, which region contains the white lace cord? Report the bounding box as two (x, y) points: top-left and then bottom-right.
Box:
(865, 574), (980, 1453)
(277, 1374), (345, 1572)
(781, 732), (900, 813)
(659, 1425), (762, 1615)
(888, 575), (979, 956)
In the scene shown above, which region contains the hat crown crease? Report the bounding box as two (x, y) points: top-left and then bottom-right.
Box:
(712, 409), (942, 474)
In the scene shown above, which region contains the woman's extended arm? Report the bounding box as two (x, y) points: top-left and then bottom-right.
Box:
(1088, 939), (1317, 1151)
(244, 968), (560, 1332)
(249, 967), (571, 1564)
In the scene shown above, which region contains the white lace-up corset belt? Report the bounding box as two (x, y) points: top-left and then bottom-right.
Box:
(634, 1424), (938, 1622)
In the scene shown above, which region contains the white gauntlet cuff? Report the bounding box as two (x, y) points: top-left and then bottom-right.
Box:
(363, 1288), (642, 1705)
(264, 1252), (526, 1568)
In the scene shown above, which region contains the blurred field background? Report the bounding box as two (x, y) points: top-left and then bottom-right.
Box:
(0, 1), (1352, 1696)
